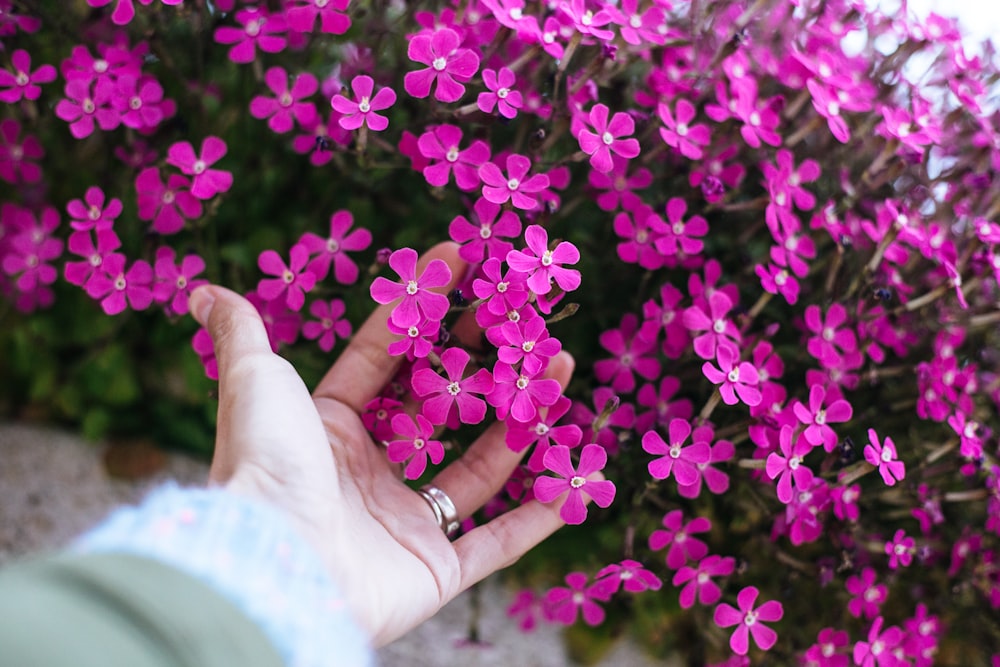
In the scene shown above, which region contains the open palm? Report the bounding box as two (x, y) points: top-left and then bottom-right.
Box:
(191, 242), (574, 647)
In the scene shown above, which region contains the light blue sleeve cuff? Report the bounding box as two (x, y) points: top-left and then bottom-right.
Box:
(74, 483), (374, 667)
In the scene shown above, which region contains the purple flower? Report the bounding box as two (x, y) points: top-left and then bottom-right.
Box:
(592, 559), (662, 596)
(362, 397), (404, 443)
(302, 298), (352, 352)
(249, 67), (318, 134)
(496, 315), (562, 376)
(506, 224), (581, 296)
(594, 313), (661, 393)
(504, 395), (582, 473)
(682, 290), (740, 361)
(713, 586), (783, 655)
(369, 247), (452, 329)
(478, 67), (523, 119)
(411, 347), (494, 426)
(793, 383), (853, 452)
(0, 119), (44, 184)
(67, 186), (123, 232)
(653, 197), (709, 258)
(846, 567), (886, 619)
(472, 256), (530, 316)
(577, 104), (640, 174)
(166, 136), (233, 200)
(885, 529), (914, 569)
(478, 154), (550, 211)
(533, 443), (616, 525)
(853, 617), (904, 667)
(64, 229), (121, 288)
(864, 428), (906, 486)
(256, 243), (317, 311)
(55, 78), (119, 139)
(643, 419), (712, 486)
(386, 413), (445, 480)
(331, 75), (397, 132)
(404, 27), (480, 103)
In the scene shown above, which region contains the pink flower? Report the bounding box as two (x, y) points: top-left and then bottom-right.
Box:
(369, 247), (452, 329)
(592, 559), (662, 596)
(387, 317), (440, 359)
(589, 155), (652, 211)
(85, 253), (154, 316)
(478, 67), (523, 118)
(682, 290), (740, 360)
(643, 420), (712, 486)
(853, 617), (905, 667)
(765, 425), (815, 504)
(613, 0), (667, 46)
(64, 229), (121, 288)
(55, 78), (119, 139)
(678, 436), (734, 499)
(559, 0), (616, 41)
(533, 443), (616, 525)
(302, 298), (352, 352)
(478, 154), (550, 210)
(331, 75), (396, 131)
(496, 315), (562, 376)
(111, 74), (168, 131)
(386, 412), (444, 480)
(135, 168), (202, 235)
(0, 49), (56, 103)
(505, 395), (582, 473)
(594, 313), (660, 393)
(300, 209), (372, 285)
(846, 567), (886, 619)
(418, 124), (491, 190)
(864, 428), (905, 486)
(487, 360), (561, 424)
(793, 383), (853, 452)
(450, 199), (522, 264)
(885, 529), (914, 569)
(648, 509), (711, 569)
(472, 256), (529, 316)
(0, 119), (43, 184)
(658, 99), (711, 160)
(713, 586), (783, 655)
(214, 7), (288, 64)
(192, 328), (218, 380)
(506, 224), (581, 295)
(362, 397), (405, 444)
(285, 0), (351, 35)
(166, 136), (233, 200)
(506, 589), (544, 632)
(543, 572), (609, 626)
(249, 67), (318, 134)
(613, 204), (665, 270)
(411, 347), (494, 426)
(67, 186), (123, 232)
(577, 104), (640, 174)
(702, 346), (762, 407)
(152, 247), (206, 316)
(672, 554), (735, 608)
(404, 27), (480, 103)
(803, 628), (850, 667)
(256, 244), (317, 311)
(804, 303), (857, 366)
(652, 197), (709, 257)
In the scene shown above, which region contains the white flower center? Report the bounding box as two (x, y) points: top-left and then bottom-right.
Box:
(413, 437), (425, 450)
(744, 610), (758, 626)
(282, 269), (295, 284)
(676, 123), (688, 136)
(516, 375), (529, 390)
(193, 159), (206, 175)
(114, 274), (127, 291)
(82, 98), (95, 113)
(570, 475), (586, 488)
(326, 238), (340, 253)
(669, 444), (682, 459)
(446, 146), (459, 162)
(815, 409), (826, 425)
(246, 20), (262, 37)
(94, 59), (108, 73)
(749, 111), (761, 126)
(541, 250), (554, 266)
(15, 71), (29, 86)
(789, 456), (801, 470)
(672, 222), (685, 235)
(432, 56), (448, 71)
(496, 281), (508, 293)
(881, 448), (893, 463)
(407, 325), (420, 338)
(405, 280), (419, 295)
(497, 87), (510, 99)
(358, 97), (371, 113)
(629, 15), (642, 28)
(280, 91), (293, 107)
(727, 367), (740, 383)
(602, 131), (614, 145)
(534, 423), (550, 436)
(510, 7), (523, 20)
(822, 327), (834, 341)
(522, 340), (535, 352)
(176, 276), (188, 289)
(447, 381), (461, 396)
(581, 10), (593, 25)
(479, 224), (492, 239)
(507, 177), (520, 191)
(89, 254), (102, 267)
(712, 319), (726, 334)
(828, 101), (840, 116)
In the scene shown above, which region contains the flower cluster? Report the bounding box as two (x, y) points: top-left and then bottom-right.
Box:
(3, 0), (1000, 664)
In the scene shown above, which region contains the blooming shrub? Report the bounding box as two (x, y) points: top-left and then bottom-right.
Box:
(2, 0), (1000, 663)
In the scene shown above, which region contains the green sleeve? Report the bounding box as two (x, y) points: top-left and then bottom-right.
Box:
(0, 552), (284, 667)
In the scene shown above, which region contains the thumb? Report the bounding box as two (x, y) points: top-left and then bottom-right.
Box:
(189, 285), (274, 379)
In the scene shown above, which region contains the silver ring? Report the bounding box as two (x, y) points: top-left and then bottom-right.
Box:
(418, 485), (460, 538)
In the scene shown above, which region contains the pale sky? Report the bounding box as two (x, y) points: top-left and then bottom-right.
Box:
(899, 0), (1000, 48)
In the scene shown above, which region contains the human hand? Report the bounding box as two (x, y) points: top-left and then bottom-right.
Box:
(189, 242), (577, 646)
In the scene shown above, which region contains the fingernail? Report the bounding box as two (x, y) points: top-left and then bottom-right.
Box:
(189, 286), (215, 326)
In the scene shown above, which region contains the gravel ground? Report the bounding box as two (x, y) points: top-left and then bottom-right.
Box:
(0, 422), (668, 667)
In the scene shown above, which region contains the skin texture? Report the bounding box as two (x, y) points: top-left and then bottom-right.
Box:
(189, 242), (579, 647)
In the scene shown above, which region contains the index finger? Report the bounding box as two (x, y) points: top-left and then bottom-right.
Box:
(313, 242), (467, 412)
